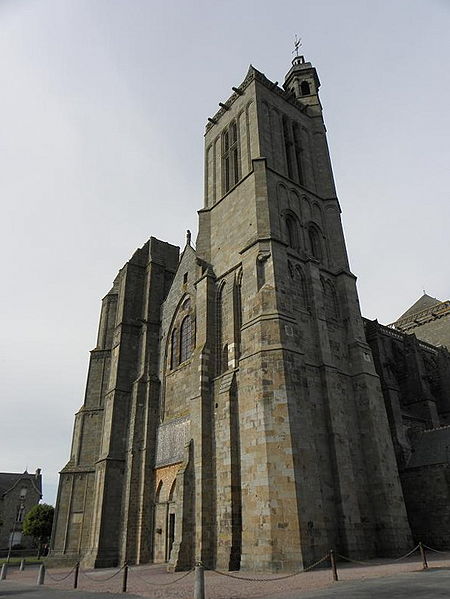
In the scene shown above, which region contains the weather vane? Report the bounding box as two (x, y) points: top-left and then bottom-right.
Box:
(293, 34), (302, 57)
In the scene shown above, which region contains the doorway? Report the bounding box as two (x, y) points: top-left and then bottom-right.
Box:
(167, 513), (175, 561)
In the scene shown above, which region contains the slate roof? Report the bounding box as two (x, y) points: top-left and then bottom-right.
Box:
(407, 427), (450, 468)
(0, 471), (42, 498)
(396, 294), (442, 322)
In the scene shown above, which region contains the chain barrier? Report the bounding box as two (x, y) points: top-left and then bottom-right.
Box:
(80, 564), (125, 582)
(45, 566), (76, 583)
(336, 544), (420, 567)
(204, 553), (330, 582)
(391, 544), (420, 561)
(423, 544), (449, 555)
(15, 542), (449, 591)
(129, 566), (194, 586)
(337, 553), (372, 566)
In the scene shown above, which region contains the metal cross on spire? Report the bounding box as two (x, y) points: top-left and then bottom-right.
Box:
(292, 34), (302, 57)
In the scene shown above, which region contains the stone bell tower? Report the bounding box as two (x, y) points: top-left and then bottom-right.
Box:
(50, 53), (413, 574)
(196, 54), (412, 570)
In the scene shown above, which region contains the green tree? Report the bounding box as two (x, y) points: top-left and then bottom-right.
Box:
(22, 504), (54, 556)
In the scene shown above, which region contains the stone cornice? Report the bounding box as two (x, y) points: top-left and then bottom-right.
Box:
(205, 65), (311, 134)
(392, 300), (450, 330)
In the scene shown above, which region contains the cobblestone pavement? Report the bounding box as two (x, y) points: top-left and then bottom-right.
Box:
(1, 550), (450, 599)
(271, 569), (450, 598)
(0, 580), (141, 598)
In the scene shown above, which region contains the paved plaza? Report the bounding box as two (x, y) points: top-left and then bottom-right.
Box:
(1, 553), (450, 599)
(2, 569), (450, 598)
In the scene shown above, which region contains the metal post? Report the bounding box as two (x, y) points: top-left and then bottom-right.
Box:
(74, 562), (80, 589)
(419, 542), (428, 570)
(0, 563), (7, 580)
(194, 562), (205, 599)
(19, 559), (25, 571)
(37, 563), (45, 585)
(121, 563), (128, 593)
(6, 533), (12, 564)
(330, 549), (338, 581)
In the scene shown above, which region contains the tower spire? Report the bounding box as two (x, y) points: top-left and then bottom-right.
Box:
(283, 49), (322, 114)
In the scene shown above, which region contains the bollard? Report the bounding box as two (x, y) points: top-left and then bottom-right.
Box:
(37, 563), (45, 585)
(74, 562), (80, 589)
(0, 563), (7, 580)
(121, 563), (128, 593)
(419, 542), (428, 570)
(194, 562), (205, 599)
(20, 559), (25, 571)
(330, 549), (338, 582)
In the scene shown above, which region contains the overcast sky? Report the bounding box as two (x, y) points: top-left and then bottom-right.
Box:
(1, 0), (449, 505)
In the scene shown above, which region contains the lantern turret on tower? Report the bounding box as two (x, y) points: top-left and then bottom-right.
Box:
(283, 55), (322, 114)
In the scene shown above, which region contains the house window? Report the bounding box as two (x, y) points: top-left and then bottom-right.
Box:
(20, 488), (27, 499)
(16, 504), (25, 523)
(179, 316), (193, 363)
(10, 532), (22, 547)
(222, 121), (240, 193)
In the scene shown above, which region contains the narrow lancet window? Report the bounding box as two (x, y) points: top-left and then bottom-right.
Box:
(324, 280), (339, 321)
(234, 271), (243, 358)
(216, 283), (226, 375)
(170, 328), (179, 369)
(308, 224), (322, 261)
(296, 265), (309, 310)
(222, 122), (240, 193)
(179, 315), (193, 363)
(286, 215), (299, 251)
(292, 123), (304, 186)
(282, 116), (294, 180)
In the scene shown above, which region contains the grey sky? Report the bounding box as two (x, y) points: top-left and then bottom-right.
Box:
(1, 0), (449, 505)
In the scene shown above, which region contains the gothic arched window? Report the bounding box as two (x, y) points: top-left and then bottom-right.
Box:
(222, 121), (240, 193)
(216, 283), (226, 375)
(168, 295), (195, 371)
(301, 80), (311, 96)
(179, 315), (193, 363)
(295, 265), (308, 310)
(234, 271), (243, 358)
(286, 214), (299, 251)
(292, 123), (304, 186)
(222, 344), (229, 373)
(282, 115), (294, 179)
(308, 224), (322, 261)
(170, 328), (178, 369)
(323, 280), (339, 321)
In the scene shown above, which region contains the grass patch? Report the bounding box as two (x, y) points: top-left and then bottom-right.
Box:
(1, 556), (43, 565)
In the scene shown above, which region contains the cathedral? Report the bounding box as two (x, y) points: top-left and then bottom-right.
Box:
(50, 55), (450, 572)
